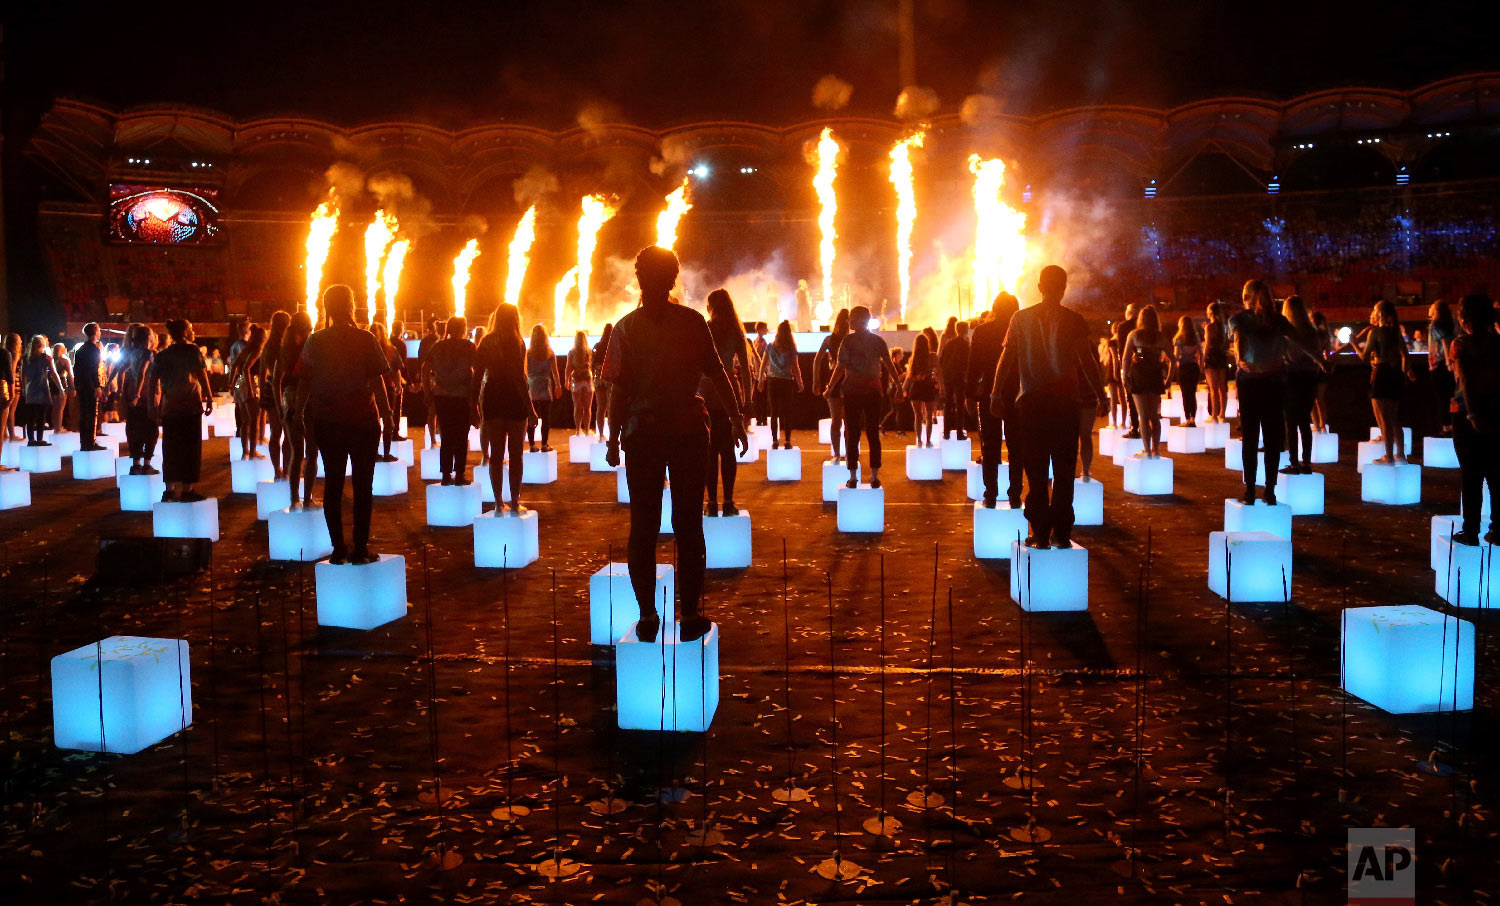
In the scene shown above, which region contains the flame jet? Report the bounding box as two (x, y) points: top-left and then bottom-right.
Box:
(813, 128), (842, 325)
(304, 192), (340, 325)
(889, 133), (924, 323)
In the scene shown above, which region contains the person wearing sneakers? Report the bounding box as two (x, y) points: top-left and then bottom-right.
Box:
(824, 305), (903, 490)
(602, 246), (745, 644)
(991, 265), (1108, 549)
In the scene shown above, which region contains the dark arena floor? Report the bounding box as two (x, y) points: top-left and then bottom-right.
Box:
(1, 417), (1495, 906)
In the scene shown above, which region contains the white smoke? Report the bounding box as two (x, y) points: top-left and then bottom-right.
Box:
(812, 74), (853, 111)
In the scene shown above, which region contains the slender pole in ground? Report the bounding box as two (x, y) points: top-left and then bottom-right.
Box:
(538, 569), (579, 880)
(863, 554), (898, 836)
(908, 543), (943, 811)
(773, 538), (807, 805)
(814, 572), (861, 881)
(418, 545), (459, 870)
(491, 545), (529, 824)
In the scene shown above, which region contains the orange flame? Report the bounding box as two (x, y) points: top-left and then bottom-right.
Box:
(573, 194), (619, 331)
(889, 133), (924, 323)
(504, 206), (538, 308)
(654, 178), (692, 250)
(363, 209), (398, 322)
(451, 238), (481, 319)
(968, 155), (1028, 306)
(813, 127), (842, 324)
(380, 239), (409, 327)
(303, 192), (340, 325)
(553, 266), (579, 334)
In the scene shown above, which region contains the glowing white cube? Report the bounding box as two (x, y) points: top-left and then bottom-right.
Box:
(766, 447), (802, 481)
(315, 554), (408, 630)
(119, 473), (165, 511)
(474, 509), (540, 567)
(371, 459), (408, 496)
(750, 423), (773, 450)
(1160, 394), (1183, 420)
(522, 449), (558, 484)
(426, 481), (482, 527)
(818, 418), (831, 443)
(1431, 516), (1462, 571)
(228, 439), (271, 460)
(1208, 531), (1291, 603)
(1361, 462), (1422, 505)
(614, 464), (633, 503)
(152, 498), (219, 542)
(1204, 421), (1231, 449)
(940, 437), (971, 470)
(1369, 426), (1412, 450)
(1224, 498), (1292, 539)
(1111, 436), (1144, 465)
(906, 444), (942, 481)
(1423, 436), (1458, 469)
(589, 442), (618, 472)
(390, 438), (415, 466)
(255, 480), (291, 520)
(51, 636), (191, 754)
(659, 487), (674, 535)
(616, 622), (719, 731)
(1275, 471), (1325, 516)
(419, 447), (442, 480)
(1342, 605), (1474, 713)
(477, 465), (512, 504)
(823, 461), (860, 502)
(1311, 430), (1339, 463)
(1223, 396), (1238, 418)
(1122, 455), (1174, 495)
(268, 506), (334, 561)
(1165, 424), (1206, 454)
(114, 453), (162, 486)
(1073, 476), (1104, 525)
(315, 453), (350, 478)
(1225, 439), (1290, 485)
(1434, 537), (1497, 610)
(1, 440), (23, 468)
(735, 442), (759, 464)
(72, 446), (117, 480)
(973, 502), (1027, 559)
(50, 431), (81, 457)
(837, 484), (884, 532)
(1097, 426), (1123, 457)
(1009, 541), (1089, 612)
(19, 444), (62, 474)
(967, 461), (987, 500)
(568, 433), (593, 463)
(101, 421), (128, 441)
(704, 511), (752, 568)
(0, 470), (32, 510)
(230, 456), (274, 493)
(590, 563), (675, 644)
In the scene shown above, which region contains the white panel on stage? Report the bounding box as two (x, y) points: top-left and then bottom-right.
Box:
(568, 433), (594, 463)
(477, 465), (512, 504)
(420, 447), (442, 481)
(589, 442), (619, 472)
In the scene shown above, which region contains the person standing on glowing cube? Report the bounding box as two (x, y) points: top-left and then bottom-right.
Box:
(473, 303), (533, 515)
(967, 293), (1021, 508)
(295, 286), (396, 565)
(1449, 293), (1500, 547)
(990, 265), (1108, 549)
(603, 247), (746, 643)
(824, 306), (904, 490)
(143, 320), (213, 502)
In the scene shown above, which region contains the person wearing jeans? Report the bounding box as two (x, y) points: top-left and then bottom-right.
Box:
(1230, 280), (1297, 505)
(422, 316), (476, 485)
(603, 246), (745, 643)
(297, 285), (395, 565)
(968, 294), (1021, 508)
(72, 322), (106, 451)
(823, 306), (903, 489)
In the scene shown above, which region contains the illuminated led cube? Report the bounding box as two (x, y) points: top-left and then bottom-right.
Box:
(255, 480), (291, 520)
(51, 636), (191, 754)
(267, 506), (334, 561)
(118, 472), (165, 512)
(1122, 455), (1173, 495)
(100, 421), (128, 441)
(1225, 439), (1290, 485)
(1159, 394), (1183, 420)
(315, 454), (350, 478)
(522, 448), (557, 484)
(589, 441), (619, 472)
(750, 423), (772, 450)
(616, 622), (719, 731)
(419, 447), (442, 480)
(1111, 436), (1144, 465)
(426, 481), (482, 527)
(823, 461), (860, 502)
(966, 461), (984, 500)
(1431, 516), (1462, 571)
(1311, 430), (1339, 463)
(50, 431), (81, 457)
(906, 444), (942, 481)
(817, 419), (844, 456)
(1355, 440), (1385, 473)
(1223, 395), (1238, 418)
(371, 459), (408, 496)
(1342, 605), (1474, 713)
(114, 452), (162, 486)
(1224, 497), (1292, 539)
(474, 509), (539, 567)
(940, 437), (971, 470)
(1361, 462), (1422, 505)
(1204, 421), (1231, 449)
(390, 438), (415, 466)
(973, 502), (1027, 559)
(1208, 530), (1292, 603)
(658, 487), (674, 535)
(72, 445), (118, 480)
(152, 497), (219, 542)
(568, 433), (593, 463)
(476, 465), (512, 504)
(230, 456), (275, 493)
(837, 484), (884, 532)
(1, 440), (23, 469)
(766, 447), (802, 481)
(1073, 476), (1104, 525)
(19, 444), (62, 474)
(590, 563), (675, 645)
(1369, 426), (1412, 450)
(315, 554), (408, 630)
(1008, 541), (1089, 612)
(704, 511), (752, 568)
(0, 470), (31, 510)
(1275, 470), (1325, 516)
(1423, 436), (1458, 469)
(735, 442), (759, 464)
(1434, 536), (1497, 609)
(1165, 424), (1206, 454)
(228, 439), (271, 460)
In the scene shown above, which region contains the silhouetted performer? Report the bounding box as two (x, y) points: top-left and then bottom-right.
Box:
(991, 266), (1107, 548)
(1449, 293), (1500, 546)
(72, 322), (106, 451)
(423, 316), (477, 485)
(296, 285), (395, 565)
(968, 293), (1020, 508)
(939, 320), (970, 439)
(145, 319), (213, 502)
(603, 247), (746, 643)
(824, 306), (903, 489)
